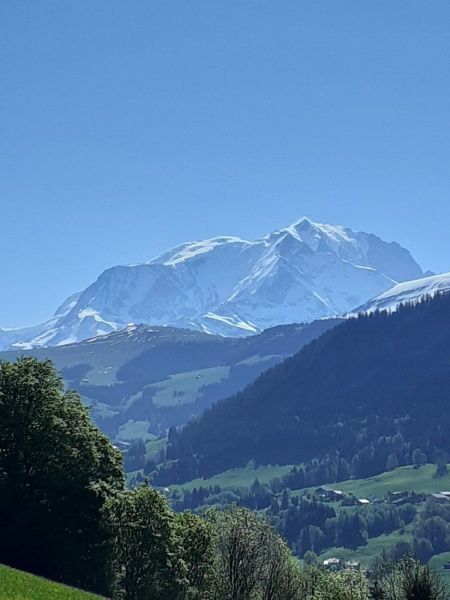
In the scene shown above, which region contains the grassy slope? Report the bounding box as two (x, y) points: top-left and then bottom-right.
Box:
(311, 465), (450, 567)
(117, 420), (156, 441)
(320, 524), (415, 568)
(146, 437), (167, 460)
(0, 565), (104, 600)
(332, 464), (450, 497)
(430, 552), (450, 586)
(151, 366), (231, 407)
(173, 462), (450, 496)
(169, 463), (293, 492)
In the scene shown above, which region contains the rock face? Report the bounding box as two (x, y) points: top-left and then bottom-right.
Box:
(0, 217), (424, 350)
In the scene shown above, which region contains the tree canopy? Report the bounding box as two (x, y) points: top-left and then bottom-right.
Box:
(0, 357), (124, 592)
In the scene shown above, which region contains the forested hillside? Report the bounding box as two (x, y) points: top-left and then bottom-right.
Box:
(0, 319), (338, 440)
(161, 293), (450, 483)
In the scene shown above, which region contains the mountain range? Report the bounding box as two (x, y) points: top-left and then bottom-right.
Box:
(0, 318), (339, 440)
(0, 217), (424, 350)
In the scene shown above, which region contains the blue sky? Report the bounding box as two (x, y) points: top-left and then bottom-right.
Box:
(1, 1), (449, 327)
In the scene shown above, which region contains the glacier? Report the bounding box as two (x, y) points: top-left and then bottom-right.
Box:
(0, 217), (425, 350)
(351, 272), (450, 315)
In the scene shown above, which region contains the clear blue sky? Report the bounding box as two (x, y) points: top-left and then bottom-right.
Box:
(1, 1), (449, 327)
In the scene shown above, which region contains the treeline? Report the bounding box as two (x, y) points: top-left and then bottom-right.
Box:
(154, 433), (422, 489)
(156, 293), (450, 484)
(172, 479), (418, 559)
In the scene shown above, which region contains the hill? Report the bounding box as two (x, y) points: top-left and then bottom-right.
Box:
(0, 319), (338, 440)
(0, 217), (422, 348)
(0, 565), (103, 600)
(162, 292), (450, 483)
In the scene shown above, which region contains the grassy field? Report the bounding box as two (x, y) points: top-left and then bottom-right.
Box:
(170, 463), (450, 496)
(169, 463), (294, 492)
(146, 437), (167, 460)
(331, 464), (450, 498)
(320, 523), (415, 568)
(150, 366), (230, 407)
(117, 419), (155, 441)
(0, 564), (104, 600)
(430, 552), (450, 586)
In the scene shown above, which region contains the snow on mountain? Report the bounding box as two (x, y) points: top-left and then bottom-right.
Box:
(352, 272), (450, 315)
(0, 217), (424, 350)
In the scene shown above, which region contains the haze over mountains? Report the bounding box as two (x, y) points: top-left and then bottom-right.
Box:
(0, 217), (424, 351)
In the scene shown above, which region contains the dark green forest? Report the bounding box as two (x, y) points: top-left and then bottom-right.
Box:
(158, 294), (450, 484)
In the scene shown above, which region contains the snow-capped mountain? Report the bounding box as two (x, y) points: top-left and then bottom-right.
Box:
(353, 272), (450, 315)
(0, 217), (424, 350)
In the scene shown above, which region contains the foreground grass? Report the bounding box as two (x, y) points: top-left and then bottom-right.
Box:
(0, 564), (104, 600)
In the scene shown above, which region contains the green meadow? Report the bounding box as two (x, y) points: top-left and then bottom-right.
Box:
(0, 565), (104, 600)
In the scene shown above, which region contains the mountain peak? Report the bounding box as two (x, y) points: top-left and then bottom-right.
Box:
(0, 218), (424, 350)
(291, 215), (317, 229)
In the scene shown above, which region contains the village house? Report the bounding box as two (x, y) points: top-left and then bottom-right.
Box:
(356, 498), (371, 506)
(323, 557), (341, 571)
(429, 492), (450, 504)
(315, 487), (345, 502)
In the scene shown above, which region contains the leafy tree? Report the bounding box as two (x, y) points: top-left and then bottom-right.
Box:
(435, 451), (448, 478)
(281, 489), (290, 510)
(420, 517), (448, 554)
(412, 449), (427, 469)
(390, 540), (413, 561)
(175, 511), (215, 599)
(0, 358), (124, 593)
(337, 512), (368, 550)
(398, 504), (417, 526)
(303, 550), (317, 565)
(206, 506), (267, 600)
(104, 484), (185, 600)
(372, 557), (447, 600)
(259, 526), (303, 600)
(298, 566), (367, 600)
(413, 537), (435, 564)
(386, 453), (399, 471)
(298, 525), (325, 556)
(204, 505), (309, 600)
